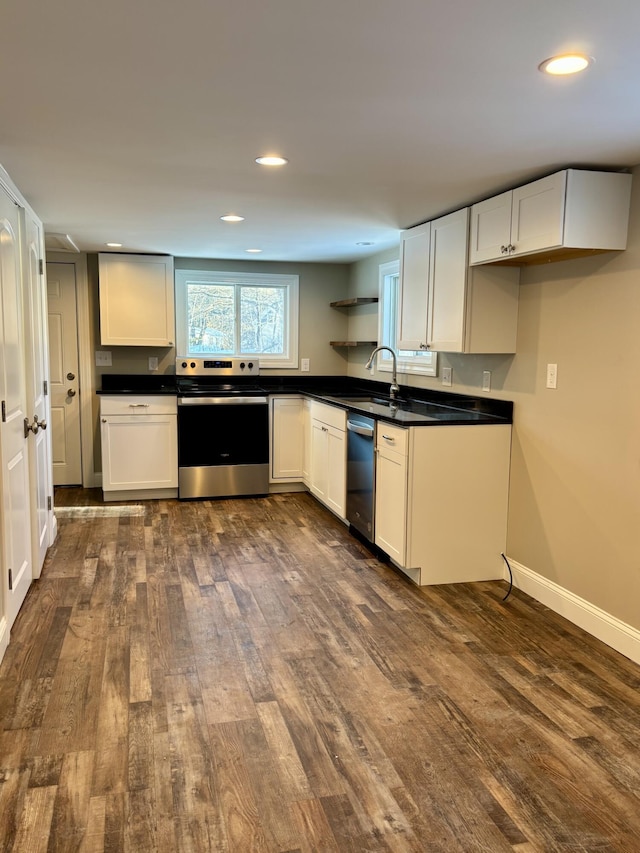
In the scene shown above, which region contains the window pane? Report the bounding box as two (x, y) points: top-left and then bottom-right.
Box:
(187, 283), (235, 353)
(240, 286), (285, 354)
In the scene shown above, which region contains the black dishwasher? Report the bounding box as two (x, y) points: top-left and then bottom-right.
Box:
(346, 414), (376, 543)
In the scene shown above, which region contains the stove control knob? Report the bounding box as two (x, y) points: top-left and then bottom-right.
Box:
(239, 362), (246, 369)
(190, 362), (196, 368)
(248, 362), (254, 369)
(181, 361), (187, 368)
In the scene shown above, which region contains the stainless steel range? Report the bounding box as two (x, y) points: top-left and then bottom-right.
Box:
(176, 357), (269, 499)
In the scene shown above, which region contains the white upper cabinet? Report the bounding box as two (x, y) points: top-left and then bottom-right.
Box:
(469, 170), (632, 265)
(399, 208), (520, 354)
(397, 221), (430, 351)
(99, 253), (175, 346)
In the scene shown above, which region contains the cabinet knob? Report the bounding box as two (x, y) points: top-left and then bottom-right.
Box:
(500, 245), (508, 254)
(102, 418), (107, 423)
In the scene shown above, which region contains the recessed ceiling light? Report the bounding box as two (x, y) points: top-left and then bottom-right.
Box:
(255, 156), (288, 167)
(220, 214), (245, 222)
(245, 248), (262, 253)
(106, 242), (122, 247)
(538, 54), (592, 75)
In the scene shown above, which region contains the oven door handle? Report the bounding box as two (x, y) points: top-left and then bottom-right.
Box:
(178, 396), (268, 406)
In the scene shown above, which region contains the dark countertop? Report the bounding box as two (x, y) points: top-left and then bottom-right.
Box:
(97, 374), (512, 426)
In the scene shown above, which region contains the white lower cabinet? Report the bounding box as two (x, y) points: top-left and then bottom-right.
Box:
(270, 396), (304, 481)
(375, 422), (512, 585)
(374, 426), (408, 564)
(100, 395), (178, 500)
(309, 400), (346, 519)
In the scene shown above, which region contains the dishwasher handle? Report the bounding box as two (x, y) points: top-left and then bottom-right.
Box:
(347, 420), (375, 438)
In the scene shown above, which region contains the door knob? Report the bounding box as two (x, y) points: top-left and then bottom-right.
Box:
(34, 415), (47, 431)
(24, 417), (39, 437)
(66, 372), (76, 381)
(67, 388), (76, 398)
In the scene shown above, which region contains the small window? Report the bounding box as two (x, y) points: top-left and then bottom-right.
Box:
(377, 261), (438, 376)
(175, 270), (299, 368)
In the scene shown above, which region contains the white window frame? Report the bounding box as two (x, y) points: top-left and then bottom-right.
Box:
(377, 261), (438, 376)
(175, 269), (299, 368)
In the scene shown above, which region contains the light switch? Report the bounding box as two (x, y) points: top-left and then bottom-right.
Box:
(95, 350), (112, 366)
(546, 363), (558, 389)
(482, 370), (491, 392)
(301, 358), (310, 372)
(148, 356), (159, 371)
(442, 367), (452, 387)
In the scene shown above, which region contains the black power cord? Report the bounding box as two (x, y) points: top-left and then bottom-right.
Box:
(501, 552), (513, 601)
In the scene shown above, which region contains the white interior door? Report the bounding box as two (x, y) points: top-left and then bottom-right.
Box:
(0, 188), (33, 628)
(24, 214), (52, 576)
(47, 261), (82, 485)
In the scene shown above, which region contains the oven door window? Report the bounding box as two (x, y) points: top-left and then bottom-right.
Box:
(178, 403), (269, 467)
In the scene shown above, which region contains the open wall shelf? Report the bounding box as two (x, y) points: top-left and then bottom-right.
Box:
(329, 297), (379, 308)
(330, 341), (378, 348)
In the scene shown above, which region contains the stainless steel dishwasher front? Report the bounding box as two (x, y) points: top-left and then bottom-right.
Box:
(346, 414), (376, 543)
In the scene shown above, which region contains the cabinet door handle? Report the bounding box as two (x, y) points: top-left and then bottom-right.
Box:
(382, 434), (395, 442)
(128, 403), (150, 408)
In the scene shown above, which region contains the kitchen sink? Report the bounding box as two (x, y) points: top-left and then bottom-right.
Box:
(337, 395), (407, 407)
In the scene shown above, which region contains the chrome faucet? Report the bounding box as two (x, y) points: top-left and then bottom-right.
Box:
(365, 346), (400, 400)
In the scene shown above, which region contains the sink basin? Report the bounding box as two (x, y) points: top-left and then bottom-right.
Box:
(339, 396), (406, 407)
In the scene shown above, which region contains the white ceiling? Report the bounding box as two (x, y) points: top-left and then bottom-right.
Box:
(2, 0), (640, 263)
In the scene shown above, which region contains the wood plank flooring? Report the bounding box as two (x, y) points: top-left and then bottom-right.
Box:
(1, 488), (640, 851)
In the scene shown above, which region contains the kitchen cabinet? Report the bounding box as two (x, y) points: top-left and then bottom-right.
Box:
(302, 398), (311, 485)
(270, 396), (304, 481)
(309, 400), (346, 519)
(399, 208), (520, 354)
(99, 253), (175, 346)
(100, 395), (178, 500)
(374, 425), (408, 564)
(375, 422), (512, 585)
(469, 169), (632, 265)
(398, 221), (431, 351)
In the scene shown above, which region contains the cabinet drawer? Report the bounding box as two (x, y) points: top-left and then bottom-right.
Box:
(309, 400), (346, 431)
(376, 424), (408, 456)
(100, 394), (177, 416)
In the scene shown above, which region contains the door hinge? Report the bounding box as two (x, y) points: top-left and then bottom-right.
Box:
(39, 258), (44, 275)
(43, 380), (48, 396)
(8, 569), (12, 591)
(48, 496), (52, 511)
(1, 400), (5, 422)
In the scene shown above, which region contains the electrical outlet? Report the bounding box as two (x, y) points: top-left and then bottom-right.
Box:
(442, 366), (452, 387)
(148, 357), (159, 371)
(301, 358), (310, 372)
(95, 350), (112, 367)
(482, 370), (491, 392)
(546, 363), (558, 389)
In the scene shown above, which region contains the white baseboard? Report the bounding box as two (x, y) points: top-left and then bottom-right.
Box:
(50, 511), (58, 545)
(0, 617), (8, 665)
(505, 557), (640, 666)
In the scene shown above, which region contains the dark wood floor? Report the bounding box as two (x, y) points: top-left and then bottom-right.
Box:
(1, 489), (639, 852)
